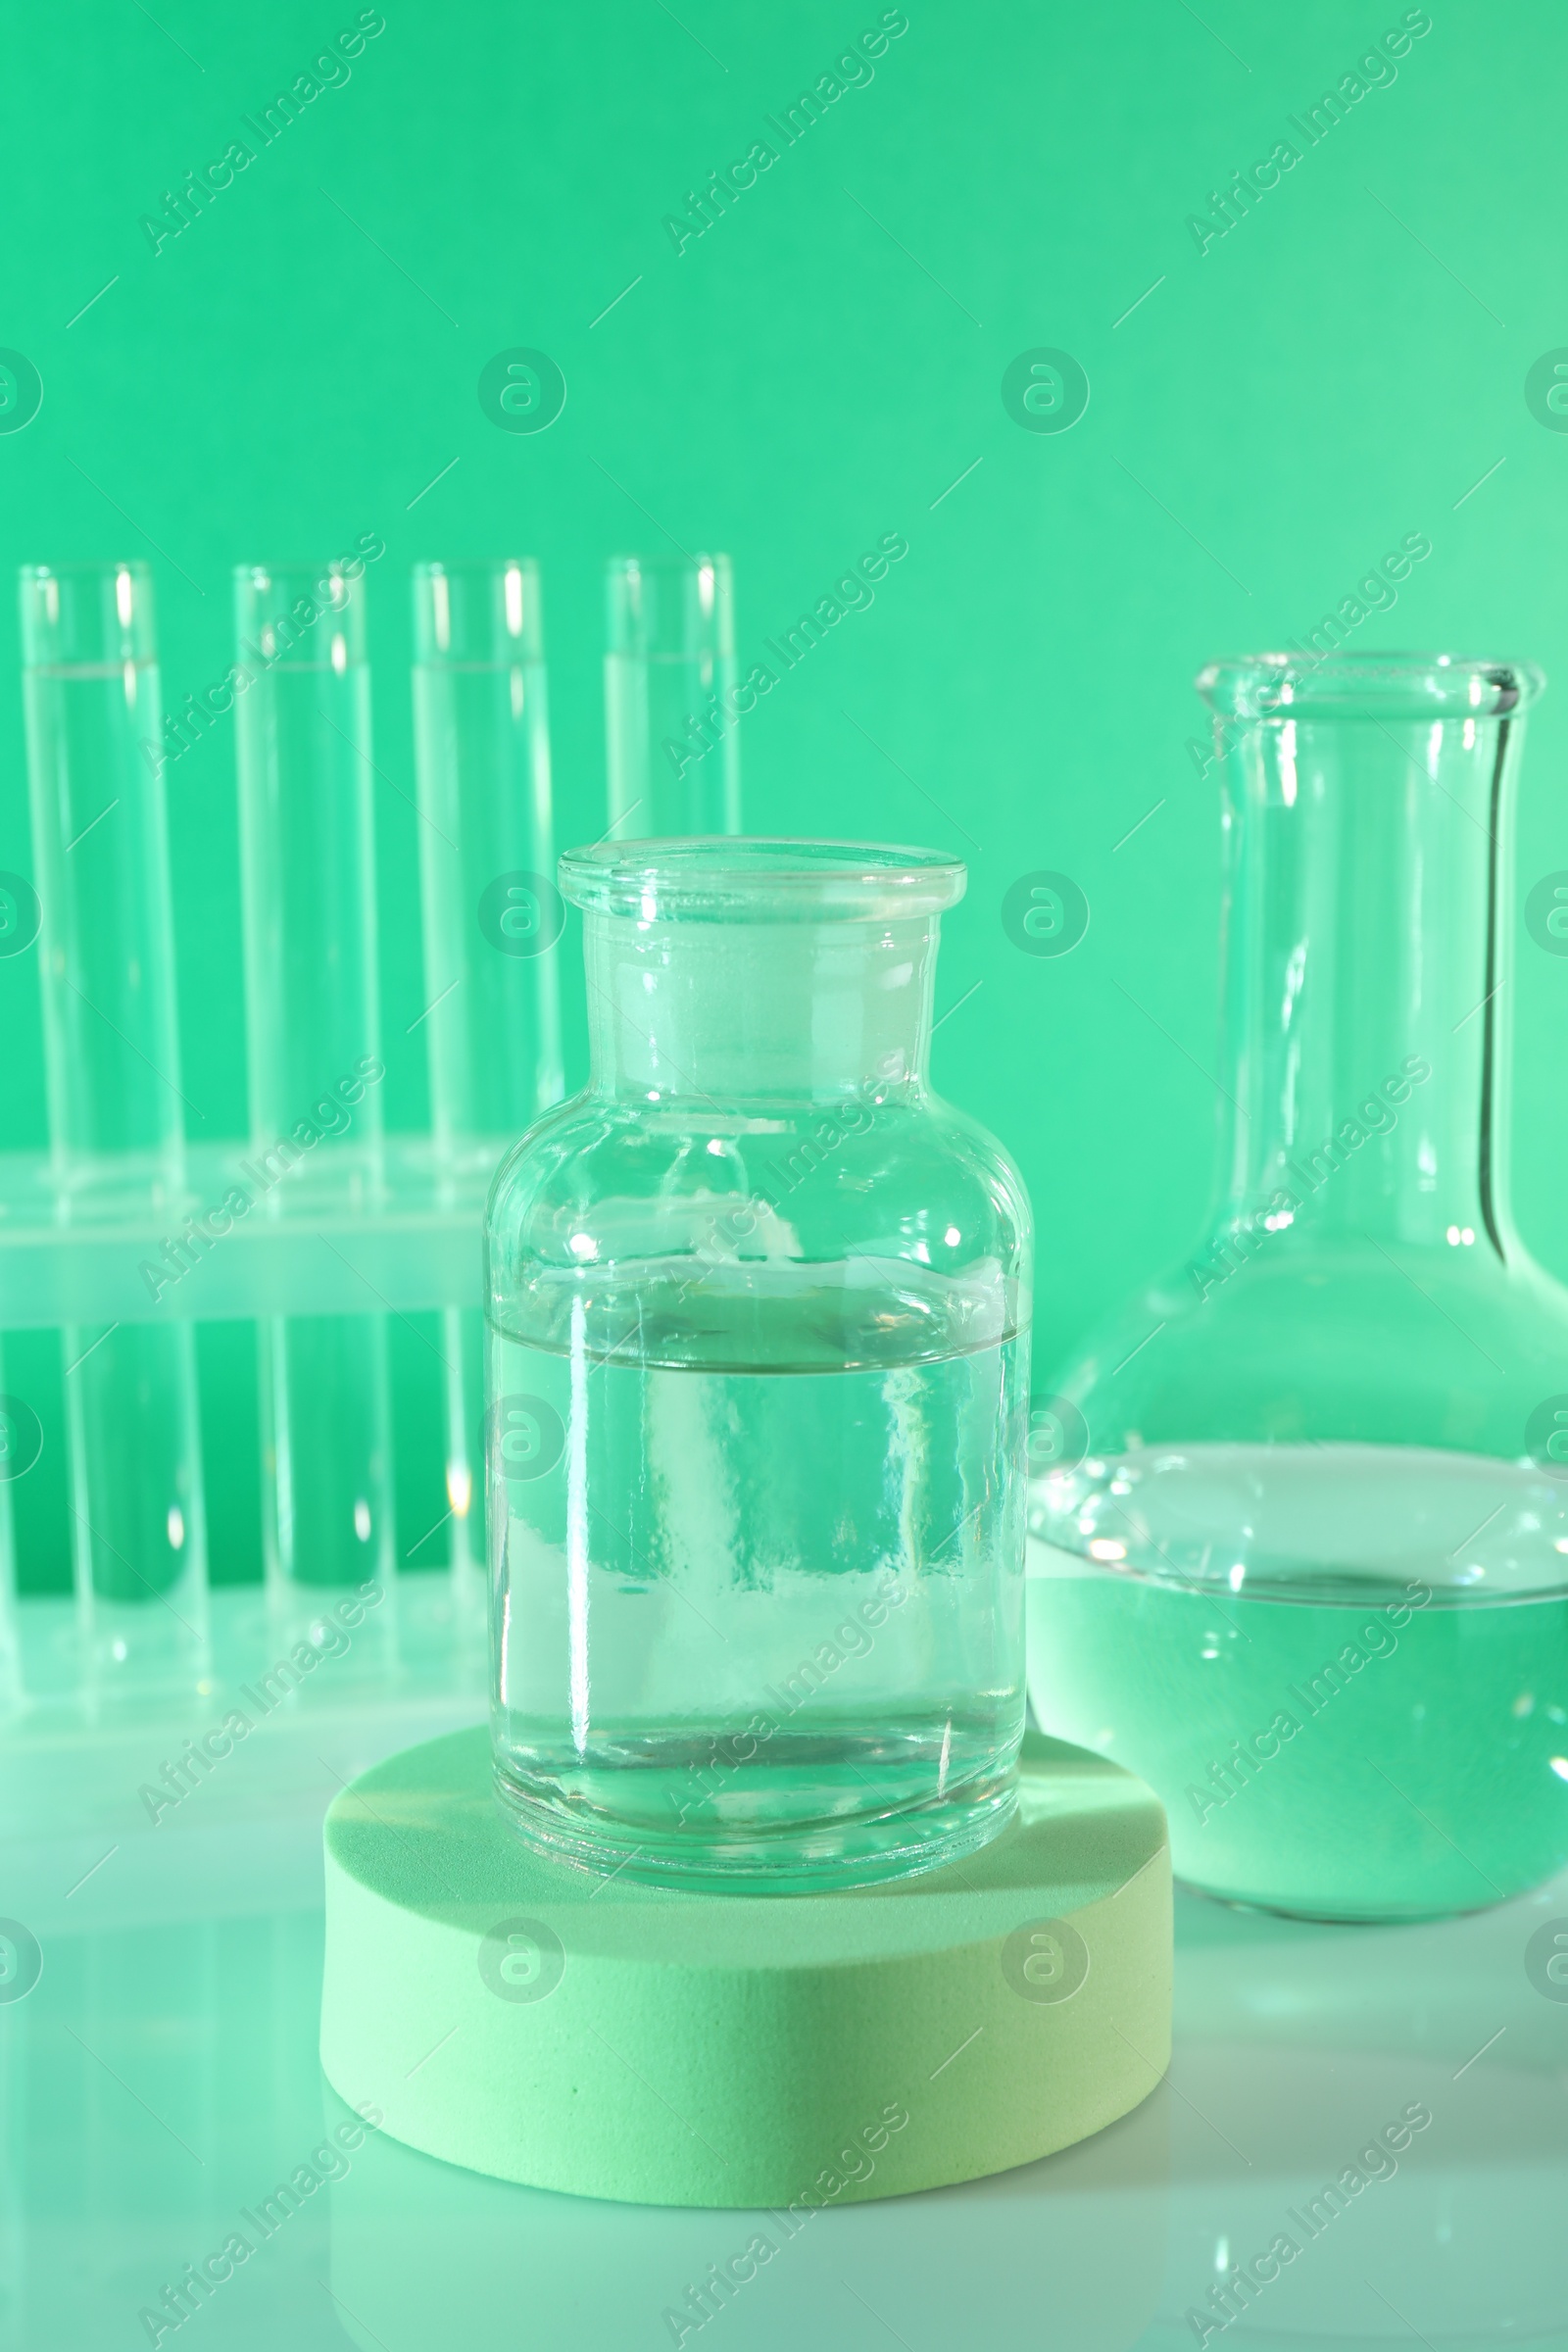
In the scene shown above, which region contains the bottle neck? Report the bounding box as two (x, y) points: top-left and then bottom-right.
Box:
(1216, 710), (1521, 1253)
(583, 910), (939, 1101)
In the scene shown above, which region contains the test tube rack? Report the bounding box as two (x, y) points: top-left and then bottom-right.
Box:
(0, 548), (740, 1755)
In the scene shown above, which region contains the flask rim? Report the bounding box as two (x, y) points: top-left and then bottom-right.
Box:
(1198, 650), (1546, 720)
(560, 836), (966, 922)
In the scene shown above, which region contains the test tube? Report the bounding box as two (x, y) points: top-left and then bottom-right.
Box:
(412, 559), (563, 1594)
(233, 560), (393, 1625)
(604, 552), (742, 837)
(20, 561), (209, 1689)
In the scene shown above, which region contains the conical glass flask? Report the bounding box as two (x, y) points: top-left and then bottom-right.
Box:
(1028, 651), (1568, 1923)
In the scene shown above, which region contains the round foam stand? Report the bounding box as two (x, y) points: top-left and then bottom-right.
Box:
(319, 1727), (1171, 2207)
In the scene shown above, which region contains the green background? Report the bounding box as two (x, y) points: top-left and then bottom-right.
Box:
(3, 0), (1567, 1581)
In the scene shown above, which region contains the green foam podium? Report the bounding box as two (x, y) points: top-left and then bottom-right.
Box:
(319, 1727), (1171, 2207)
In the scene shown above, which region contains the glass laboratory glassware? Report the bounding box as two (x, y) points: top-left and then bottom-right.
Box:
(1027, 650), (1568, 1923)
(604, 553), (741, 838)
(413, 560), (563, 1156)
(412, 558), (564, 1594)
(486, 838), (1031, 1888)
(233, 561), (393, 1623)
(20, 560), (209, 1687)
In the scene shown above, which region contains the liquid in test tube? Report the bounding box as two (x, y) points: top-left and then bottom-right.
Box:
(20, 560), (209, 1692)
(233, 558), (393, 1638)
(412, 558), (563, 1601)
(604, 553), (742, 839)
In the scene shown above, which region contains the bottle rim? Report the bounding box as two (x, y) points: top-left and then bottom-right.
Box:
(1198, 650), (1546, 720)
(559, 836), (967, 921)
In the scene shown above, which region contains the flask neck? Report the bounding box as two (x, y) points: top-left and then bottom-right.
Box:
(1215, 707), (1524, 1253)
(583, 910), (939, 1101)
